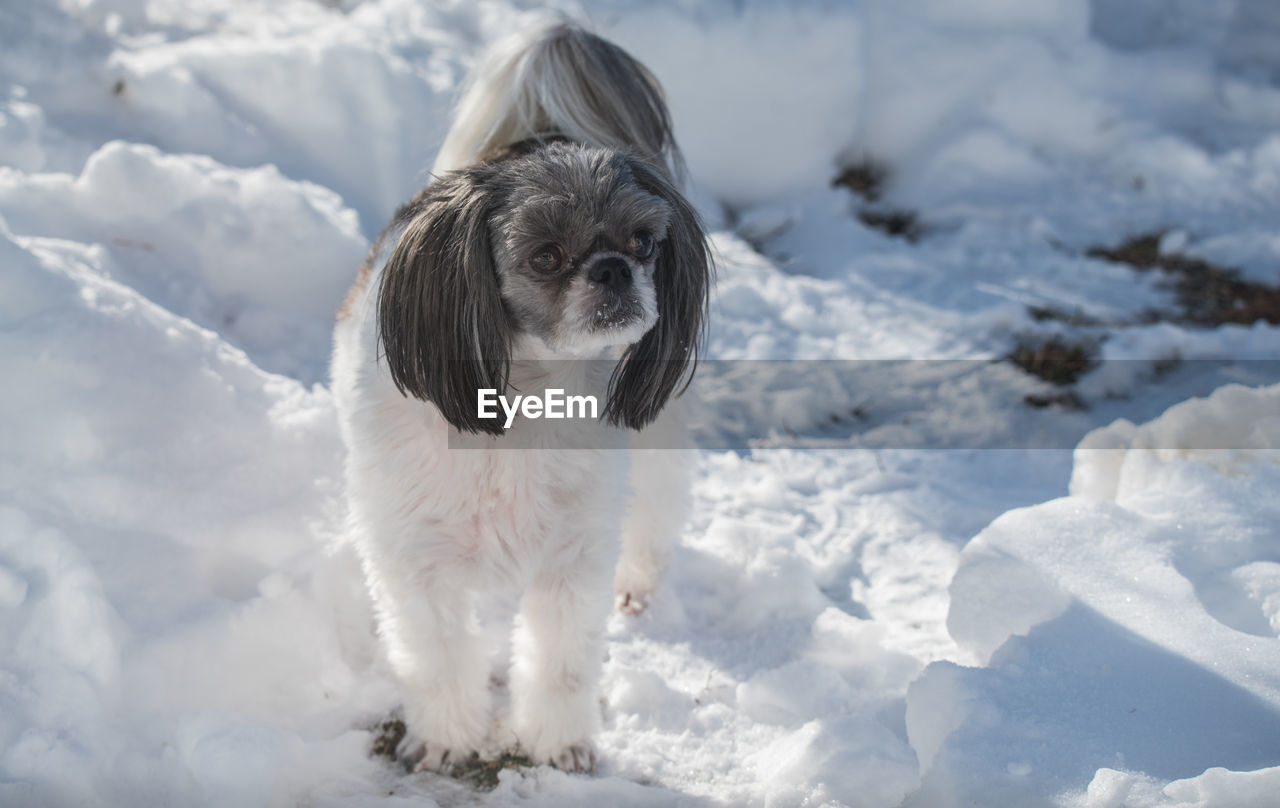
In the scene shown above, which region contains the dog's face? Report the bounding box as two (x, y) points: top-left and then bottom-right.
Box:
(490, 147), (671, 355)
(377, 143), (710, 435)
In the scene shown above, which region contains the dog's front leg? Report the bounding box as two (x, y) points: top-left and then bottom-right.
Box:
(510, 543), (614, 772)
(371, 568), (491, 773)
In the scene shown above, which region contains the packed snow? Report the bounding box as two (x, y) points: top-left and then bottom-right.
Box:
(2, 1), (1279, 806)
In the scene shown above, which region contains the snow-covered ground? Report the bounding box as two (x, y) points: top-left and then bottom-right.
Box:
(3, 1), (1280, 806)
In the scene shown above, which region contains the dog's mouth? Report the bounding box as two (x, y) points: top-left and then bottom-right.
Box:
(549, 279), (658, 354)
(586, 291), (646, 333)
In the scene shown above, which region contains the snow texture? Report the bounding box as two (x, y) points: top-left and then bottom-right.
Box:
(2, 0), (1279, 806)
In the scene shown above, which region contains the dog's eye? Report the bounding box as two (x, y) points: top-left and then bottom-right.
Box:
(530, 245), (564, 273)
(629, 230), (656, 261)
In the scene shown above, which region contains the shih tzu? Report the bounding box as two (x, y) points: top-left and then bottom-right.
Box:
(331, 21), (710, 773)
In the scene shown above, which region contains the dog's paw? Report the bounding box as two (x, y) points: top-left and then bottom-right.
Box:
(614, 588), (650, 616)
(548, 742), (596, 773)
(613, 563), (658, 615)
(401, 740), (478, 775)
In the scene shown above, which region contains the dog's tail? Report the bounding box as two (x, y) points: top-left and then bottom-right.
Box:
(431, 19), (684, 180)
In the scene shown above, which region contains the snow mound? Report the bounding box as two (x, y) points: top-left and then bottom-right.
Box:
(106, 24), (455, 230)
(1070, 383), (1280, 501)
(908, 384), (1280, 806)
(0, 222), (398, 804)
(0, 141), (367, 380)
(1074, 764), (1280, 808)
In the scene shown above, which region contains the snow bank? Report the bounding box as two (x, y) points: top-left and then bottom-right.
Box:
(0, 141), (366, 381)
(1070, 383), (1280, 501)
(106, 26), (452, 230)
(0, 225), (393, 806)
(909, 384), (1280, 806)
(1074, 764), (1280, 808)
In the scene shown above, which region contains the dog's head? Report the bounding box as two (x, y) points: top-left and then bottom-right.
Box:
(377, 143), (710, 435)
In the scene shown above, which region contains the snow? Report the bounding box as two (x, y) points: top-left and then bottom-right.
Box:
(0, 140), (366, 380)
(2, 1), (1280, 807)
(913, 386), (1280, 806)
(601, 1), (865, 208)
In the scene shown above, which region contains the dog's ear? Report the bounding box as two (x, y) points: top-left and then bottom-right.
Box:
(605, 156), (712, 430)
(377, 168), (511, 436)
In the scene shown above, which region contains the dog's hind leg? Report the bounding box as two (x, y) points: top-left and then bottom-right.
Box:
(613, 403), (693, 615)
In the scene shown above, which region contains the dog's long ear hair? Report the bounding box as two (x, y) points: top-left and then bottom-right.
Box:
(605, 155), (712, 430)
(377, 168), (512, 436)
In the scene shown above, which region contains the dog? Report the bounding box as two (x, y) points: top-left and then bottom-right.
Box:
(331, 20), (710, 773)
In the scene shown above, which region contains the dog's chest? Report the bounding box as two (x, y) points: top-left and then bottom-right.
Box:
(444, 448), (625, 579)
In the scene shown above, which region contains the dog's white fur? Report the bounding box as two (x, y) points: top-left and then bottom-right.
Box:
(332, 20), (694, 772)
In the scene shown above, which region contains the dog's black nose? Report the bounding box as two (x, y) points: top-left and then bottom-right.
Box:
(587, 256), (632, 290)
